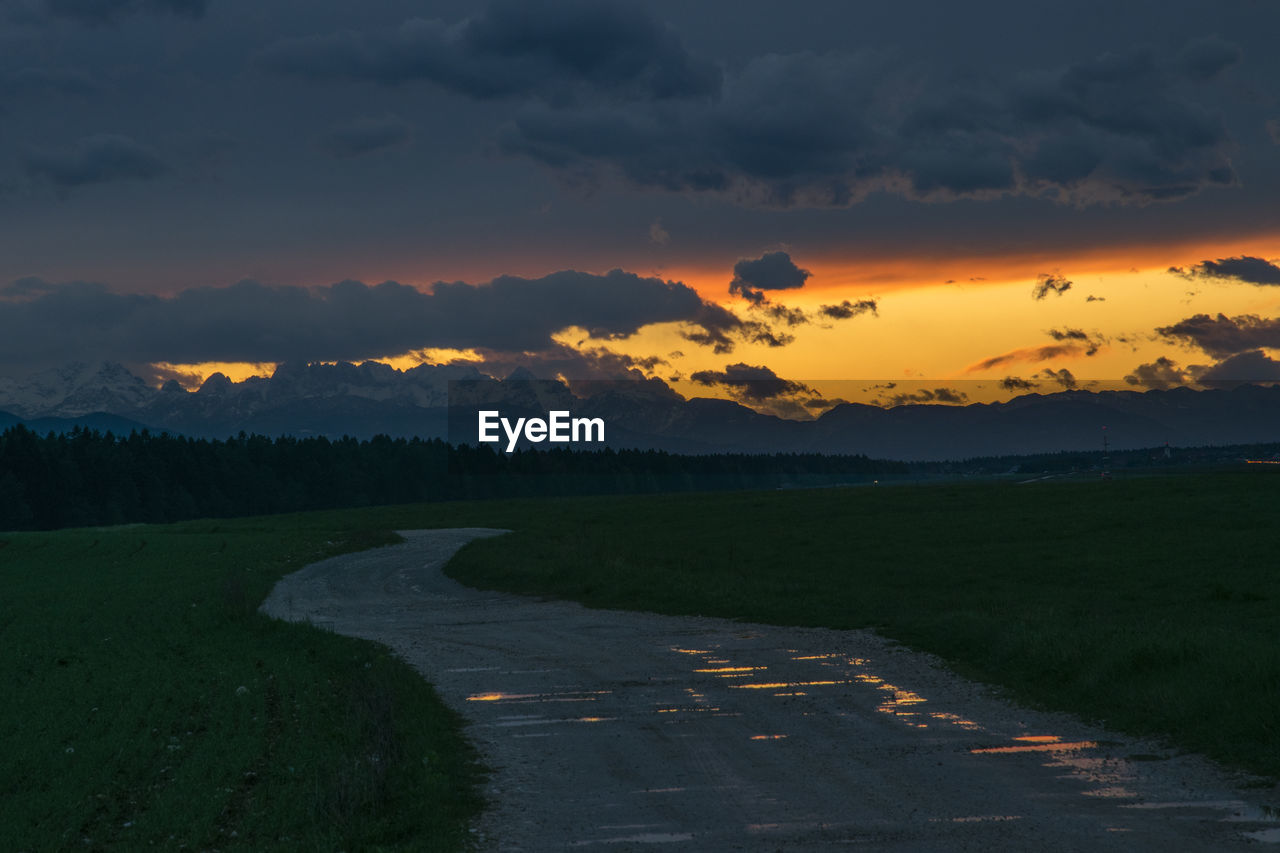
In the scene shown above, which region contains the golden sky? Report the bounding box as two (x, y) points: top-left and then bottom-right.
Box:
(153, 232), (1280, 414)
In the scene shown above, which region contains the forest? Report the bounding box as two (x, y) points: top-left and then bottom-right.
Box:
(0, 425), (905, 531)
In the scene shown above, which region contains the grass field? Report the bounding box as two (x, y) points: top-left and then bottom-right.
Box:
(6, 468), (1279, 850)
(0, 520), (482, 852)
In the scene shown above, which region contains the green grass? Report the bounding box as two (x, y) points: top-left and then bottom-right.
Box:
(7, 468), (1279, 850)
(0, 518), (482, 852)
(433, 470), (1280, 782)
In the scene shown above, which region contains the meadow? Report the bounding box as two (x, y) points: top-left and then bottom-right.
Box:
(4, 467), (1278, 850)
(0, 522), (480, 852)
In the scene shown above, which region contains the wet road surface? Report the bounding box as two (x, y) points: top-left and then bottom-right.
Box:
(260, 529), (1279, 851)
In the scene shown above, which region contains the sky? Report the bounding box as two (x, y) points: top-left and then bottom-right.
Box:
(1, 0), (1279, 415)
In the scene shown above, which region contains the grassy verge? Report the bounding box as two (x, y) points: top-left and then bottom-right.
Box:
(434, 470), (1280, 781)
(0, 517), (482, 852)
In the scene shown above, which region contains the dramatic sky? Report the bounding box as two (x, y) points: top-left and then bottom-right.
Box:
(1, 0), (1279, 412)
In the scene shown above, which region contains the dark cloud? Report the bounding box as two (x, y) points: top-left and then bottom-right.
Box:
(690, 361), (813, 402)
(729, 251), (810, 304)
(680, 302), (794, 353)
(676, 306), (736, 353)
(503, 41), (1238, 208)
(318, 115), (412, 159)
(4, 67), (102, 97)
(1036, 367), (1077, 389)
(1032, 273), (1072, 300)
(818, 299), (878, 320)
(1124, 356), (1192, 389)
(1085, 294), (1106, 302)
(0, 276), (58, 301)
(1169, 256), (1280, 285)
(999, 376), (1037, 391)
(1127, 347), (1280, 389)
(1156, 313), (1280, 358)
(257, 0), (720, 104)
(688, 361), (837, 418)
(1196, 350), (1280, 383)
(442, 342), (673, 387)
(720, 252), (863, 331)
(1177, 35), (1242, 81)
(884, 387), (969, 406)
(24, 134), (165, 188)
(1045, 327), (1102, 355)
(45, 0), (206, 24)
(760, 303), (808, 326)
(742, 326), (794, 348)
(0, 270), (754, 367)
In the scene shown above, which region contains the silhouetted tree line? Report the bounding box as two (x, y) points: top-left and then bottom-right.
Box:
(0, 425), (906, 531)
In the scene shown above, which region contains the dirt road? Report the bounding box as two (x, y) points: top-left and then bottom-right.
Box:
(261, 529), (1279, 850)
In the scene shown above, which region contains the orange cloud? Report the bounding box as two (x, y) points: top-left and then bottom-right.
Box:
(965, 343), (1090, 373)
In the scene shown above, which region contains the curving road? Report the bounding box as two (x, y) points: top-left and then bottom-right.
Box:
(261, 529), (1280, 851)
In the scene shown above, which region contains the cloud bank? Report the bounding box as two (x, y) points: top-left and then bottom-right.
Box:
(1170, 256), (1280, 286)
(257, 0), (720, 104)
(1156, 313), (1280, 359)
(501, 39), (1239, 207)
(24, 134), (166, 188)
(0, 270), (792, 368)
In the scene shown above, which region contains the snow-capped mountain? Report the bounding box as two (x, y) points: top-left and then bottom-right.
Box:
(144, 361), (495, 438)
(0, 360), (493, 435)
(3, 360), (1280, 459)
(0, 361), (157, 418)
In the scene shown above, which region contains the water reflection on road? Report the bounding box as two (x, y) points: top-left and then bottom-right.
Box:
(663, 641), (1280, 844)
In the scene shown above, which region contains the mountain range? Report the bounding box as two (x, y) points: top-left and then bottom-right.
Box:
(3, 360), (1280, 461)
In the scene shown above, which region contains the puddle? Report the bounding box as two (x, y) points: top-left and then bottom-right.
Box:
(730, 680), (846, 690)
(927, 711), (982, 730)
(971, 740), (1098, 755)
(467, 689), (612, 703)
(679, 643), (1280, 845)
(569, 833), (694, 846)
(483, 715), (616, 728)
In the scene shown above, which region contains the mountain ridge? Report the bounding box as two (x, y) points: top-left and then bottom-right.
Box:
(2, 361), (1279, 461)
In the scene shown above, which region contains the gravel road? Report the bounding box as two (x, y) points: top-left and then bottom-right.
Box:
(260, 529), (1279, 851)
